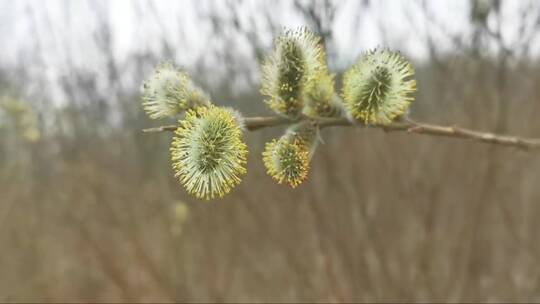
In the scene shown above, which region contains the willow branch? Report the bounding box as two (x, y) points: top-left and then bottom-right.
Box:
(142, 116), (540, 151)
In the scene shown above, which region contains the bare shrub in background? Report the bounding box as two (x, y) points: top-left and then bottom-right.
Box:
(1, 0), (540, 302)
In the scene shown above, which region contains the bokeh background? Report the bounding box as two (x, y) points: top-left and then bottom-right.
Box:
(2, 0), (540, 302)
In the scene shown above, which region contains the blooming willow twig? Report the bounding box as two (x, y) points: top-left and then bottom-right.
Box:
(140, 27), (540, 200)
(143, 115), (540, 150)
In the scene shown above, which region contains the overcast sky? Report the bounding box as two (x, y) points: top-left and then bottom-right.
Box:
(0, 0), (538, 104)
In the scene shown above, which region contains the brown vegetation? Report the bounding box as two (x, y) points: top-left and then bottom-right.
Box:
(2, 1), (540, 302)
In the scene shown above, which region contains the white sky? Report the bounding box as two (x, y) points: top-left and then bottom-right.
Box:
(0, 0), (538, 104)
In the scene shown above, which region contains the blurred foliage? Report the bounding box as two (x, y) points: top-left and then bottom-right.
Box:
(1, 0), (540, 302)
(0, 96), (40, 142)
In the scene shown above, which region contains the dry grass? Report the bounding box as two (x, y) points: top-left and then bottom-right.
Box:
(2, 58), (540, 302)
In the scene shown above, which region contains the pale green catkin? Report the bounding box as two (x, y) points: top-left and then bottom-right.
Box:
(170, 106), (248, 199)
(142, 62), (211, 119)
(342, 48), (416, 125)
(261, 27), (325, 118)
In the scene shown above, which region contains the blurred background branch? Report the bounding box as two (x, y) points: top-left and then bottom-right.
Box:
(2, 0), (540, 302)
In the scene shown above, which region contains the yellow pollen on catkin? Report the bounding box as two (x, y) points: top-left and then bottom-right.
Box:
(171, 106), (248, 199)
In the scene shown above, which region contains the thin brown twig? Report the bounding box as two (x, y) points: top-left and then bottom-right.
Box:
(142, 116), (540, 151)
